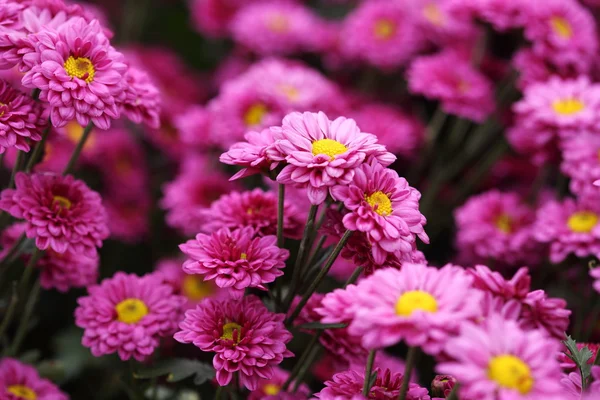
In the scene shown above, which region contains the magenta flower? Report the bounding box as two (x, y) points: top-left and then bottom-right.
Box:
(331, 162), (428, 264)
(248, 367), (310, 400)
(412, 0), (476, 45)
(0, 358), (67, 400)
(201, 188), (303, 238)
(121, 66), (161, 129)
(534, 197), (600, 263)
(174, 105), (212, 150)
(0, 172), (109, 256)
(174, 295), (293, 390)
(438, 315), (564, 400)
(276, 111), (395, 205)
(103, 198), (150, 243)
(180, 226), (289, 298)
(0, 79), (46, 154)
(469, 265), (531, 301)
(561, 133), (600, 196)
(21, 17), (127, 129)
(408, 50), (495, 122)
(520, 290), (570, 339)
(75, 272), (184, 361)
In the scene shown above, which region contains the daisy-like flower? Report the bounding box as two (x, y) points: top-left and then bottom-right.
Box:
(331, 162), (428, 265)
(561, 133), (600, 196)
(276, 111), (395, 205)
(338, 0), (423, 69)
(189, 0), (253, 38)
(407, 50), (495, 122)
(410, 0), (477, 45)
(0, 172), (109, 256)
(315, 369), (430, 399)
(21, 17), (127, 129)
(174, 105), (212, 150)
(75, 272), (185, 361)
(248, 367), (310, 400)
(463, 0), (533, 31)
(0, 358), (67, 400)
(469, 265), (531, 301)
(200, 188), (303, 238)
(0, 79), (46, 154)
(180, 226), (289, 298)
(534, 196), (600, 263)
(344, 264), (482, 354)
(103, 198), (150, 243)
(121, 66), (161, 129)
(437, 315), (564, 400)
(454, 190), (542, 266)
(174, 295), (293, 390)
(520, 290), (570, 339)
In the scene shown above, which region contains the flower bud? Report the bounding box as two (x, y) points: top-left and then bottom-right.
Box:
(431, 375), (457, 397)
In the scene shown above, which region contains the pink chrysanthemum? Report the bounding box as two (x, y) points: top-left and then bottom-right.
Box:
(341, 264), (482, 354)
(410, 0), (477, 45)
(466, 0), (533, 31)
(189, 0), (257, 38)
(174, 295), (293, 390)
(511, 48), (581, 91)
(0, 358), (68, 400)
(438, 315), (564, 400)
(103, 198), (150, 243)
(561, 133), (600, 196)
(331, 162), (428, 264)
(21, 17), (127, 129)
(275, 111), (395, 205)
(248, 367), (310, 400)
(407, 50), (495, 122)
(520, 290), (570, 339)
(180, 226), (289, 298)
(469, 265), (531, 301)
(534, 197), (600, 263)
(338, 0), (423, 69)
(121, 66), (161, 129)
(75, 272), (184, 361)
(174, 105), (212, 150)
(315, 369), (430, 399)
(454, 190), (541, 266)
(0, 172), (109, 256)
(200, 188), (303, 238)
(0, 79), (46, 154)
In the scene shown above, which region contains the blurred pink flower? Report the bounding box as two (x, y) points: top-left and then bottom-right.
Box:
(592, 267), (600, 294)
(248, 366), (310, 400)
(0, 358), (68, 400)
(520, 290), (570, 339)
(561, 133), (600, 196)
(103, 198), (150, 243)
(121, 66), (161, 129)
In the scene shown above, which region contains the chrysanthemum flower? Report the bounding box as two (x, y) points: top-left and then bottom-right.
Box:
(520, 290), (570, 339)
(75, 272), (184, 361)
(331, 162), (428, 264)
(180, 226), (289, 298)
(469, 265), (531, 301)
(561, 133), (600, 196)
(407, 50), (495, 122)
(455, 190), (541, 266)
(174, 295), (293, 390)
(174, 105), (212, 150)
(534, 197), (600, 263)
(411, 0), (477, 45)
(458, 0), (533, 31)
(276, 111), (395, 205)
(248, 367), (310, 400)
(0, 172), (109, 256)
(438, 315), (564, 400)
(103, 198), (150, 243)
(343, 264), (482, 353)
(21, 17), (127, 129)
(0, 79), (46, 154)
(338, 0), (423, 69)
(200, 188), (303, 238)
(315, 369), (430, 399)
(189, 0), (253, 38)
(0, 358), (68, 400)
(121, 66), (161, 129)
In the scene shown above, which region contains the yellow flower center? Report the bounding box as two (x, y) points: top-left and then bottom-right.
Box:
(552, 98), (585, 115)
(240, 253), (248, 260)
(0, 101), (6, 117)
(395, 290), (438, 316)
(221, 322), (242, 343)
(63, 56), (95, 83)
(550, 16), (572, 39)
(181, 275), (214, 301)
(65, 121), (95, 149)
(244, 103), (268, 126)
(115, 298), (149, 324)
(423, 3), (445, 26)
(487, 355), (534, 394)
(263, 383), (281, 396)
(7, 385), (37, 400)
(267, 14), (289, 33)
(495, 214), (513, 234)
(52, 195), (72, 210)
(365, 191), (393, 216)
(568, 211), (599, 233)
(278, 84), (300, 101)
(311, 139), (348, 160)
(373, 19), (396, 39)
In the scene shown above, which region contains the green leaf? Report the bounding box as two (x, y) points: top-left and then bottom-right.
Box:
(134, 359), (214, 386)
(563, 334), (593, 389)
(297, 322), (348, 330)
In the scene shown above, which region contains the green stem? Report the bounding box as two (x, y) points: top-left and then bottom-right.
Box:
(286, 230), (353, 325)
(25, 124), (51, 172)
(362, 350), (377, 396)
(344, 266), (363, 287)
(0, 233), (26, 267)
(62, 122), (93, 175)
(282, 333), (321, 391)
(292, 343), (320, 393)
(277, 184), (285, 248)
(5, 279), (40, 356)
(446, 384), (460, 400)
(8, 150), (24, 188)
(19, 248), (43, 292)
(409, 108), (447, 183)
(0, 283), (18, 343)
(397, 347), (419, 400)
(215, 385), (224, 400)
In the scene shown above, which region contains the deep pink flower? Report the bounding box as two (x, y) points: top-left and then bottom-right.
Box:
(180, 227), (289, 298)
(511, 48), (580, 91)
(174, 105), (212, 150)
(0, 358), (68, 400)
(200, 188), (303, 238)
(248, 367), (310, 400)
(276, 111), (395, 205)
(0, 79), (46, 154)
(121, 66), (161, 129)
(75, 272), (184, 361)
(438, 315), (564, 400)
(331, 162), (428, 264)
(174, 295), (293, 390)
(103, 198), (150, 243)
(561, 133), (600, 196)
(411, 0), (477, 45)
(408, 50), (495, 122)
(469, 265), (531, 301)
(0, 172), (109, 256)
(520, 290), (570, 339)
(21, 17), (127, 129)
(188, 0), (263, 38)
